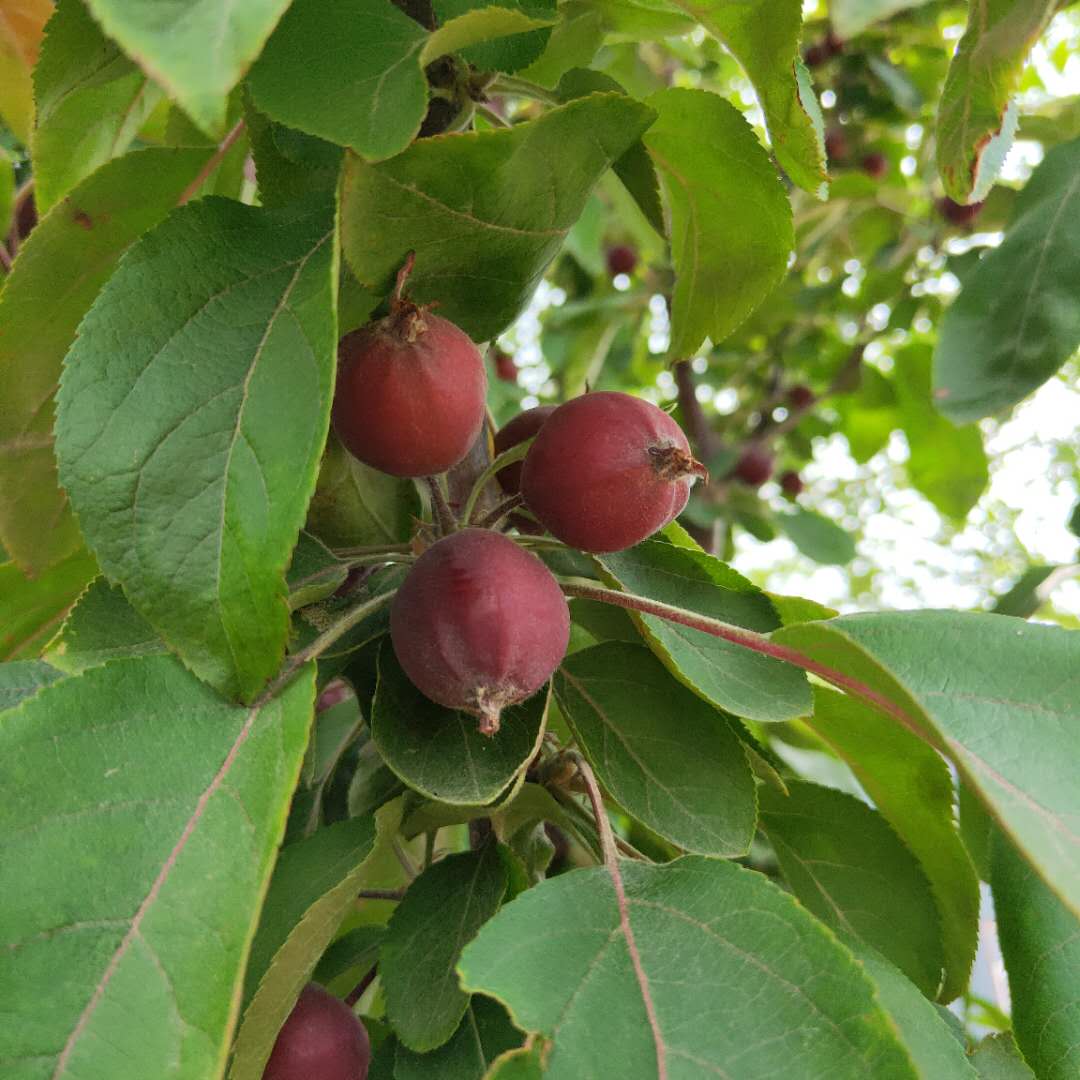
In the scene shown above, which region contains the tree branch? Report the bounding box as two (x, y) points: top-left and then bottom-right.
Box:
(673, 360), (715, 461)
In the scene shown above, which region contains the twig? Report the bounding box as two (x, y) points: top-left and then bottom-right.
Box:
(475, 492), (524, 530)
(178, 119), (247, 205)
(426, 475), (457, 535)
(571, 753), (667, 1080)
(393, 840), (418, 879)
(558, 579), (927, 741)
(345, 965), (378, 1007)
(255, 590), (396, 705)
(358, 888), (406, 902)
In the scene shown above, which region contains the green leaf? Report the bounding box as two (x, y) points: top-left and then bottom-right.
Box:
(774, 611), (1080, 919)
(0, 0), (50, 142)
(669, 0), (827, 197)
(382, 845), (509, 1052)
(518, 2), (604, 88)
(0, 654), (314, 1080)
(426, 1), (555, 73)
(971, 1034), (1037, 1079)
(249, 0), (552, 161)
(830, 0), (935, 38)
(759, 779), (944, 997)
(936, 1), (1057, 203)
(286, 531), (348, 610)
(0, 548), (98, 660)
(0, 147), (13, 238)
(642, 87), (793, 355)
(933, 137), (1080, 422)
(340, 92), (655, 341)
(895, 344), (988, 519)
(0, 658), (65, 710)
(245, 103), (345, 209)
(229, 817), (378, 1080)
(460, 857), (918, 1078)
(312, 925), (386, 987)
(807, 687), (979, 1004)
(32, 0), (164, 212)
(991, 834), (1080, 1080)
(991, 565), (1057, 618)
(56, 197), (338, 702)
(554, 642), (756, 856)
(371, 644), (546, 805)
(597, 540), (812, 722)
(776, 507), (857, 565)
(82, 0), (292, 135)
(0, 147), (211, 575)
(44, 577), (164, 674)
(847, 943), (977, 1080)
(306, 431), (420, 548)
(393, 996), (523, 1079)
(483, 1043), (545, 1079)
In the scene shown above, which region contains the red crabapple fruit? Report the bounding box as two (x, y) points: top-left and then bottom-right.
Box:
(389, 529), (570, 735)
(733, 444), (775, 487)
(263, 983), (370, 1080)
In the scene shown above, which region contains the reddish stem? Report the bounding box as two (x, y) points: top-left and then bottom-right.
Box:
(345, 965), (378, 1007)
(178, 119), (247, 205)
(572, 753), (667, 1080)
(559, 581), (926, 742)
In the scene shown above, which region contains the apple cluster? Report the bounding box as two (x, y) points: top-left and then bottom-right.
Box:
(329, 266), (704, 736)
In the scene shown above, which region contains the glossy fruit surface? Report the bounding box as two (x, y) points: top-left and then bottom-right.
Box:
(263, 983), (370, 1080)
(606, 244), (638, 276)
(520, 391), (705, 553)
(390, 529), (570, 734)
(332, 307), (486, 478)
(733, 444), (775, 487)
(779, 470), (804, 497)
(494, 406), (556, 496)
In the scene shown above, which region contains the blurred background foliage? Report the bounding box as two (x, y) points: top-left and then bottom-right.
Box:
(476, 1), (1080, 627)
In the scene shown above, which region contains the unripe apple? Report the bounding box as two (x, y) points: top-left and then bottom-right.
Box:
(263, 983), (370, 1080)
(606, 244), (638, 277)
(733, 444), (774, 488)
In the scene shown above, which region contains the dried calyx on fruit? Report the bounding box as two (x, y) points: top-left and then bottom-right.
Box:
(390, 529), (570, 735)
(332, 254), (486, 478)
(263, 983), (370, 1080)
(521, 391), (706, 553)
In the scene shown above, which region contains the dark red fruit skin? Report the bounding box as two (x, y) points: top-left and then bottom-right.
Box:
(824, 128), (849, 164)
(779, 470), (804, 497)
(520, 391), (705, 553)
(787, 384), (815, 411)
(862, 152), (888, 180)
(332, 311), (487, 478)
(733, 444), (774, 488)
(494, 406), (557, 496)
(606, 244), (638, 277)
(938, 197), (984, 226)
(263, 983), (370, 1080)
(390, 529), (570, 734)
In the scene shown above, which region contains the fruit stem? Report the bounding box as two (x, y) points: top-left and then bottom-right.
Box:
(461, 439), (533, 526)
(425, 475), (457, 535)
(333, 543), (413, 558)
(256, 589), (397, 704)
(344, 965), (378, 1007)
(393, 251), (416, 305)
(490, 74), (561, 105)
(474, 492), (524, 530)
(178, 119), (247, 205)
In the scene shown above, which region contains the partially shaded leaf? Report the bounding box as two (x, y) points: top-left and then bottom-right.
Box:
(56, 196), (337, 701)
(0, 654), (314, 1080)
(371, 645), (546, 805)
(642, 88), (793, 355)
(460, 857), (918, 1079)
(0, 658), (65, 710)
(286, 532), (349, 610)
(831, 0), (935, 38)
(340, 93), (655, 341)
(776, 507), (857, 565)
(555, 642), (756, 856)
(669, 0), (827, 196)
(937, 1), (1057, 203)
(382, 845), (509, 1052)
(971, 1034), (1036, 1079)
(774, 611), (1080, 919)
(933, 137), (1080, 422)
(992, 834), (1080, 1080)
(808, 687), (979, 1003)
(32, 0), (163, 212)
(0, 147), (211, 575)
(82, 0), (292, 134)
(760, 779), (944, 996)
(597, 540), (811, 722)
